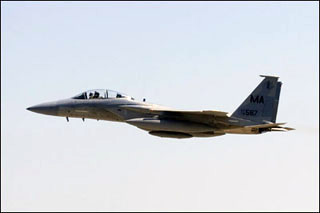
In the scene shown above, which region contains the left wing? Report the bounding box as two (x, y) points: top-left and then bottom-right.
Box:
(119, 104), (229, 125)
(151, 109), (228, 117)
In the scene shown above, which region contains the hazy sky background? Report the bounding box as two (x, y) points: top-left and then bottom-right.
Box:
(1, 2), (319, 211)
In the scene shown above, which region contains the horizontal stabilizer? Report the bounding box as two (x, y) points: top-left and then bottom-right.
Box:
(244, 122), (295, 132)
(282, 127), (296, 131)
(244, 122), (286, 129)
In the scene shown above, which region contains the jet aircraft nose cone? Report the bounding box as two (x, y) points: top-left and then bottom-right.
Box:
(27, 102), (59, 116)
(26, 105), (42, 112)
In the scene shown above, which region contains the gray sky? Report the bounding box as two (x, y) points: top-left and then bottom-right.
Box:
(1, 2), (319, 211)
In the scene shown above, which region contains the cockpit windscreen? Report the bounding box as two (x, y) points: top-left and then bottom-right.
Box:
(72, 89), (134, 100)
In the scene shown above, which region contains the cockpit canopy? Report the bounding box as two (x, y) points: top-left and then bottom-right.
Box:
(72, 89), (134, 100)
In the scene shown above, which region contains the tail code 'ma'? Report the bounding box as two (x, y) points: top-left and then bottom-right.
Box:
(231, 75), (282, 123)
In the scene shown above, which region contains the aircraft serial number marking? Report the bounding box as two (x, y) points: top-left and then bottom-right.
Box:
(240, 109), (258, 116)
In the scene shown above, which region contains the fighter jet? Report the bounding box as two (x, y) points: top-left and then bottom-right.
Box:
(27, 75), (294, 139)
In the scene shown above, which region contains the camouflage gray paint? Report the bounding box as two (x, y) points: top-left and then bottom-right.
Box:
(231, 75), (282, 123)
(27, 76), (294, 139)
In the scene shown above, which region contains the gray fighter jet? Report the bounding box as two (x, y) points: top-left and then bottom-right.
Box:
(27, 75), (294, 139)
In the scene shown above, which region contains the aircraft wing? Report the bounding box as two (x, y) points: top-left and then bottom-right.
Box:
(119, 105), (229, 124)
(120, 105), (228, 116)
(150, 109), (228, 117)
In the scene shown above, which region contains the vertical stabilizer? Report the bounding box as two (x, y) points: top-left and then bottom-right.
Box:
(231, 75), (282, 123)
